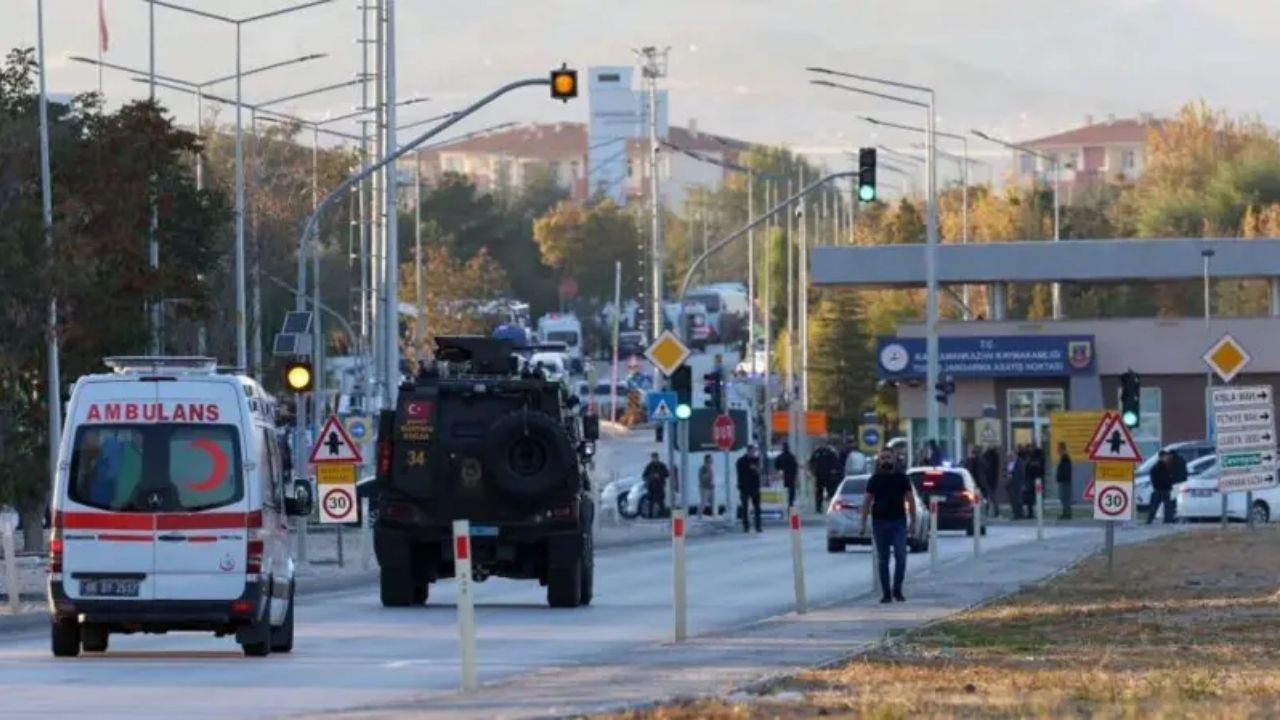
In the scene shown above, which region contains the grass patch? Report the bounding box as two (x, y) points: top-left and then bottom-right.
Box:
(594, 527), (1280, 719)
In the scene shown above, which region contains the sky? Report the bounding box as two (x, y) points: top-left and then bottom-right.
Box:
(5, 0), (1280, 179)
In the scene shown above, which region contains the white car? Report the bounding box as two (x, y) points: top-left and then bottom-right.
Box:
(1176, 467), (1279, 524)
(48, 356), (311, 658)
(600, 475), (644, 519)
(527, 352), (569, 383)
(825, 474), (930, 553)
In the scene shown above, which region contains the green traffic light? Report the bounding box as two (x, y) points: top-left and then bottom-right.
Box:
(858, 184), (876, 202)
(675, 403), (692, 420)
(1122, 410), (1138, 427)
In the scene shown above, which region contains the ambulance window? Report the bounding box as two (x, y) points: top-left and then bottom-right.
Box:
(69, 427), (145, 510)
(260, 429), (283, 508)
(170, 427), (242, 511)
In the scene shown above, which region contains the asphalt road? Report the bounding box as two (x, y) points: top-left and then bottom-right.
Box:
(0, 521), (1071, 720)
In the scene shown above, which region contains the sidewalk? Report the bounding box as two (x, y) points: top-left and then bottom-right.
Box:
(298, 523), (1185, 720)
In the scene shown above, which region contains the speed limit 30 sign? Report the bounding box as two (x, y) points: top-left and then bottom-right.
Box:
(321, 484), (357, 524)
(1093, 480), (1133, 521)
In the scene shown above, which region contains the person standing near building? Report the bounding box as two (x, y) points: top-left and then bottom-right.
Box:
(736, 444), (763, 533)
(982, 445), (1002, 518)
(860, 449), (917, 604)
(1008, 446), (1027, 520)
(1147, 450), (1175, 524)
(1056, 442), (1074, 520)
(964, 446), (986, 499)
(775, 441), (799, 508)
(1024, 444), (1045, 520)
(642, 452), (669, 519)
(698, 453), (715, 517)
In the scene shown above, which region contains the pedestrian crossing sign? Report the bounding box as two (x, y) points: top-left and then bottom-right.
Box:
(646, 391), (678, 422)
(1086, 412), (1143, 463)
(309, 415), (364, 464)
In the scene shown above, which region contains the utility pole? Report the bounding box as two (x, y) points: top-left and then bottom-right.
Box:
(370, 0), (385, 412)
(37, 0), (62, 548)
(382, 0), (400, 407)
(637, 46), (669, 343)
(358, 1), (372, 411)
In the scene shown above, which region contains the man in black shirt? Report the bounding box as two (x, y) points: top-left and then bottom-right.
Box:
(860, 450), (917, 603)
(1056, 442), (1074, 520)
(736, 445), (763, 532)
(775, 441), (799, 508)
(641, 453), (669, 519)
(1147, 450), (1174, 524)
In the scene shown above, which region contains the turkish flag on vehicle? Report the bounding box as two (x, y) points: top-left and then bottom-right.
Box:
(98, 0), (110, 53)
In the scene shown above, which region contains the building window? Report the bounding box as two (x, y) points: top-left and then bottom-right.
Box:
(1006, 388), (1064, 451)
(1122, 150), (1136, 171)
(1020, 153), (1036, 175)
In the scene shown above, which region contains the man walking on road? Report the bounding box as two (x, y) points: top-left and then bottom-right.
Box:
(698, 454), (715, 517)
(809, 443), (841, 514)
(1147, 450), (1175, 524)
(1056, 442), (1074, 520)
(860, 449), (917, 604)
(776, 441), (799, 508)
(736, 444), (763, 533)
(642, 452), (669, 519)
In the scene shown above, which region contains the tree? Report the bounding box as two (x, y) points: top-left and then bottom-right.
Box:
(807, 290), (875, 425)
(533, 198), (641, 304)
(399, 247), (510, 362)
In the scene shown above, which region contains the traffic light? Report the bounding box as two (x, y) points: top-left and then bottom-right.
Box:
(284, 360), (313, 393)
(703, 370), (723, 410)
(934, 376), (955, 405)
(1120, 369), (1141, 428)
(550, 65), (578, 102)
(857, 147), (877, 202)
(671, 365), (692, 407)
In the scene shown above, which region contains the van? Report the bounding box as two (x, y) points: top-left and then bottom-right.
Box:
(537, 314), (584, 372)
(47, 356), (313, 658)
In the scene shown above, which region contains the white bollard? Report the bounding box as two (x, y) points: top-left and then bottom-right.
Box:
(2, 519), (19, 614)
(789, 507), (807, 614)
(1035, 479), (1044, 541)
(928, 497), (939, 572)
(672, 509), (688, 642)
(973, 497), (983, 557)
(452, 520), (478, 693)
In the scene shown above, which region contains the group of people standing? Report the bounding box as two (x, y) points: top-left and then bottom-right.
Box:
(963, 442), (1075, 521)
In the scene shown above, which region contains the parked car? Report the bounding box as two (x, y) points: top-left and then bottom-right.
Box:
(825, 474), (930, 553)
(1176, 464), (1278, 524)
(617, 331), (647, 359)
(908, 466), (986, 536)
(1135, 440), (1215, 510)
(601, 474), (644, 519)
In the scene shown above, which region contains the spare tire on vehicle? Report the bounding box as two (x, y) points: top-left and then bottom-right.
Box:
(485, 410), (576, 499)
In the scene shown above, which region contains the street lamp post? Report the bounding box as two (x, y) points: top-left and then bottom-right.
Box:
(144, 0), (333, 372)
(36, 0), (61, 545)
(971, 129), (1063, 319)
(809, 67), (942, 450)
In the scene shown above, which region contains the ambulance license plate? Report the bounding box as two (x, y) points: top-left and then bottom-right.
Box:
(470, 526), (498, 537)
(80, 579), (140, 597)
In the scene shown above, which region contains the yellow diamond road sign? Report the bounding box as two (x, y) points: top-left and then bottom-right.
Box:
(645, 330), (691, 377)
(1204, 333), (1251, 384)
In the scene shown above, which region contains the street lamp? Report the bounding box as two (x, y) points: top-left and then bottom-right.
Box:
(70, 53), (327, 190)
(971, 128), (1064, 320)
(144, 0), (334, 373)
(809, 67), (943, 450)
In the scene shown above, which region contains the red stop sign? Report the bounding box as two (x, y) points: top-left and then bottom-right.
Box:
(712, 413), (735, 451)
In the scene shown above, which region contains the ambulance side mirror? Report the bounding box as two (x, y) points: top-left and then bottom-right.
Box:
(286, 480), (313, 517)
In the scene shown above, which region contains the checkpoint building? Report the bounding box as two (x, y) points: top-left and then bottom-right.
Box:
(812, 237), (1280, 465)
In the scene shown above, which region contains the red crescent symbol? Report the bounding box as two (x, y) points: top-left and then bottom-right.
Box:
(187, 439), (229, 492)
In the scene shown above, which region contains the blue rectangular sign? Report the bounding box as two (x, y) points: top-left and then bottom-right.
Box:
(876, 335), (1096, 379)
(646, 391), (679, 421)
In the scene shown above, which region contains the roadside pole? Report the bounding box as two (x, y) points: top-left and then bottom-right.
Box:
(788, 507), (807, 614)
(1221, 494), (1228, 529)
(1247, 490), (1255, 528)
(359, 498), (373, 569)
(722, 449), (731, 520)
(973, 499), (982, 557)
(672, 507), (688, 642)
(869, 534), (880, 596)
(452, 520), (478, 693)
(1035, 479), (1044, 541)
(1105, 522), (1115, 573)
(2, 516), (18, 614)
(928, 497), (938, 571)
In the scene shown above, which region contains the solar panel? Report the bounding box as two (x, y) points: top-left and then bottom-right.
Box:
(281, 311), (313, 335)
(273, 333), (299, 356)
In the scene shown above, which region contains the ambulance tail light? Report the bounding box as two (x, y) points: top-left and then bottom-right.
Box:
(230, 599), (255, 616)
(246, 538), (264, 575)
(49, 533), (64, 574)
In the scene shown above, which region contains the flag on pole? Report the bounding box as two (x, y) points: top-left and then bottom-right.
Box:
(98, 0), (110, 53)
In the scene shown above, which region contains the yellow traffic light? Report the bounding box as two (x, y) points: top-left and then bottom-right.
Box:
(550, 66), (577, 101)
(284, 361), (313, 393)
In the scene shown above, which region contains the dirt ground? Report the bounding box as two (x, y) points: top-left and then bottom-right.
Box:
(594, 526), (1280, 719)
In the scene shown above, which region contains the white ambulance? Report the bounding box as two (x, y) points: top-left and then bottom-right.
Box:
(47, 357), (312, 657)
